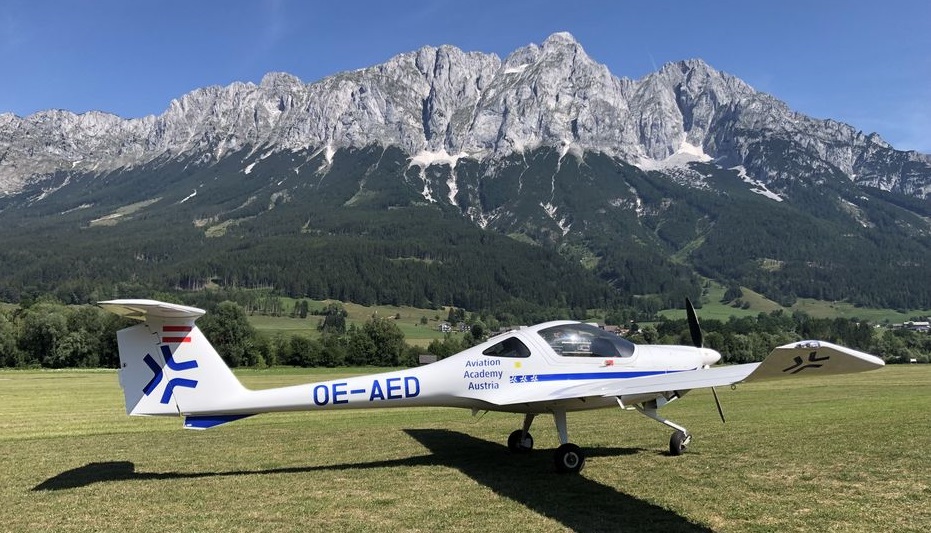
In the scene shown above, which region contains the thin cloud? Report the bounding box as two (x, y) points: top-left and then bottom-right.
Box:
(0, 12), (26, 53)
(236, 0), (288, 76)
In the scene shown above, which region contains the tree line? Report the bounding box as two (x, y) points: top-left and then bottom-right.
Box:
(1, 297), (927, 369)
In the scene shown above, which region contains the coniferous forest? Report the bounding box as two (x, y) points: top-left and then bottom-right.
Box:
(1, 146), (930, 368)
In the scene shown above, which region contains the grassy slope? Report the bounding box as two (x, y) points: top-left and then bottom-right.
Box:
(254, 289), (931, 348)
(2, 366), (929, 532)
(659, 281), (931, 323)
(248, 299), (457, 347)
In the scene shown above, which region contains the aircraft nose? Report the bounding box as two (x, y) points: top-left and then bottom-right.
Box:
(701, 348), (722, 366)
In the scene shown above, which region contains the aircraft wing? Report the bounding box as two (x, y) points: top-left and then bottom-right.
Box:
(485, 340), (883, 407)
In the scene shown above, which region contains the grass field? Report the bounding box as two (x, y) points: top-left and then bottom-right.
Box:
(241, 288), (931, 348)
(247, 300), (454, 347)
(3, 366), (928, 532)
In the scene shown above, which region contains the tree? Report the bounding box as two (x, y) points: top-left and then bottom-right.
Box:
(722, 284), (743, 302)
(446, 307), (465, 324)
(0, 310), (21, 367)
(198, 301), (258, 367)
(345, 324), (376, 366)
(319, 302), (347, 334)
(427, 335), (466, 359)
(19, 303), (69, 367)
(54, 330), (97, 368)
(287, 335), (322, 367)
(291, 299), (309, 319)
(344, 318), (406, 366)
(362, 318), (406, 366)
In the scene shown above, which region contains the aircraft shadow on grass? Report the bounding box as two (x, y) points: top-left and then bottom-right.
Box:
(34, 429), (711, 532)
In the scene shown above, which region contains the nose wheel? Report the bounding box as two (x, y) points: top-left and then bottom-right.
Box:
(507, 413), (536, 454)
(634, 401), (693, 456)
(669, 429), (691, 456)
(507, 429), (534, 453)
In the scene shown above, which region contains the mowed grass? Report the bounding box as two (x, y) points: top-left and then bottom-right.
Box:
(2, 366), (929, 532)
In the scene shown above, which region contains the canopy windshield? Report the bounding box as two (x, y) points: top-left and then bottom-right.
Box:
(538, 323), (636, 358)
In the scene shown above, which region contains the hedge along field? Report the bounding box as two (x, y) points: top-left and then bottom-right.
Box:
(2, 366), (930, 532)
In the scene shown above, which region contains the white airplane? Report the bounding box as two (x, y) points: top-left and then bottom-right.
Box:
(100, 298), (884, 473)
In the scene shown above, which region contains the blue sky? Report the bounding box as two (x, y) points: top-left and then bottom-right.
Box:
(2, 0), (928, 152)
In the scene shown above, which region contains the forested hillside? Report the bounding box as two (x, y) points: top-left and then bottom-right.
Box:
(2, 145), (929, 317)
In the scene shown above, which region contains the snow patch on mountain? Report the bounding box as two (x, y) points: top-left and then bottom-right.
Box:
(634, 141), (712, 171)
(409, 149), (469, 169)
(179, 189), (197, 204)
(732, 166), (784, 202)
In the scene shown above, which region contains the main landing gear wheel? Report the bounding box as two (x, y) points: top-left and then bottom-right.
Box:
(554, 443), (585, 474)
(507, 430), (534, 453)
(669, 430), (691, 456)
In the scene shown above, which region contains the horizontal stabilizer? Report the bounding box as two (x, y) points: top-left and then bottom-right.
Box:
(99, 299), (206, 321)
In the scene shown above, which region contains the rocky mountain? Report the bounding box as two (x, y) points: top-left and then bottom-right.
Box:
(3, 32), (929, 199)
(1, 32), (929, 312)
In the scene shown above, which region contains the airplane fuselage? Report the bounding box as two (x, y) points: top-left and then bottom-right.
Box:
(171, 321), (720, 417)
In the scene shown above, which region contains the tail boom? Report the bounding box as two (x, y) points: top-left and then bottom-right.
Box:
(100, 299), (445, 429)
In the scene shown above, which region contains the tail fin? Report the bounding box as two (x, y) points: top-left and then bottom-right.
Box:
(100, 299), (249, 425)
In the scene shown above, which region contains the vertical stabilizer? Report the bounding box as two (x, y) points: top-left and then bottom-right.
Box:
(100, 299), (248, 417)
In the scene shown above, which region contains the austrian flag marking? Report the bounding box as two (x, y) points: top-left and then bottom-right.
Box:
(162, 325), (192, 343)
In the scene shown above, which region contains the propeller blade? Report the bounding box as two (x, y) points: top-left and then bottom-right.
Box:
(686, 297), (724, 422)
(685, 298), (703, 348)
(711, 386), (726, 423)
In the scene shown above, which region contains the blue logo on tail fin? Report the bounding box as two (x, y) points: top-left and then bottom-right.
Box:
(142, 345), (199, 404)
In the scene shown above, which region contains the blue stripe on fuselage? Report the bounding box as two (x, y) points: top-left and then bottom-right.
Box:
(509, 369), (690, 383)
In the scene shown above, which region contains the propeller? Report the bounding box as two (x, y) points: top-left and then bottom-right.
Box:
(685, 298), (726, 424)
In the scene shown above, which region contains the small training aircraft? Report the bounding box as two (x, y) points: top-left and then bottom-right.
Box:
(100, 298), (884, 473)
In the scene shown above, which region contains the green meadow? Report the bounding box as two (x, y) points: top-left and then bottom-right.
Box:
(658, 283), (931, 323)
(247, 299), (455, 347)
(2, 366), (929, 532)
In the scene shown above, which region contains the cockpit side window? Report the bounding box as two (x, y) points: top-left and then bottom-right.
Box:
(481, 337), (531, 358)
(539, 323), (636, 358)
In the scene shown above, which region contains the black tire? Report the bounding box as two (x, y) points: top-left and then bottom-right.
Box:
(553, 443), (585, 474)
(669, 430), (688, 456)
(507, 429), (533, 453)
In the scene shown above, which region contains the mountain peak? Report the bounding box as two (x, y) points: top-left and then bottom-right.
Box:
(260, 72), (304, 88)
(542, 31), (580, 46)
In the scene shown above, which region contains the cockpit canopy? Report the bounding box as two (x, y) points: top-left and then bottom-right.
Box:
(538, 323), (636, 358)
